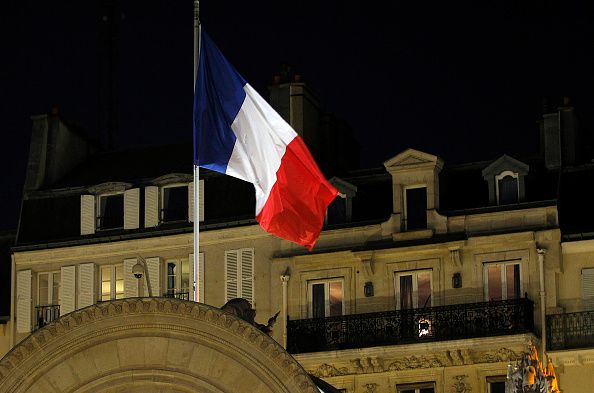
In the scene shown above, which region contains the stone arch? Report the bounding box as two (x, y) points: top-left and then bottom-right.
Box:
(0, 298), (318, 393)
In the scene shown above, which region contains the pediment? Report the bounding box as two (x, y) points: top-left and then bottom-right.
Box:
(87, 181), (132, 195)
(384, 148), (443, 172)
(481, 154), (529, 179)
(329, 177), (357, 197)
(151, 173), (193, 186)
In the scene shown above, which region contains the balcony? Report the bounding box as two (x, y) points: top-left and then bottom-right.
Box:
(163, 291), (190, 301)
(287, 298), (534, 354)
(547, 310), (594, 351)
(35, 304), (60, 330)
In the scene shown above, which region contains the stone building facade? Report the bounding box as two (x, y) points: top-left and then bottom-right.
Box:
(3, 95), (594, 392)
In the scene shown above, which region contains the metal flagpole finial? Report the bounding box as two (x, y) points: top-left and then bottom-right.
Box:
(194, 0), (200, 24)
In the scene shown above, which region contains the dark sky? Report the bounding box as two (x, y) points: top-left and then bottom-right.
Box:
(2, 1), (594, 231)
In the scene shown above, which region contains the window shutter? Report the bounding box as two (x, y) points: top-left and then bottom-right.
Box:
(582, 268), (594, 299)
(124, 258), (139, 298)
(80, 195), (95, 235)
(124, 188), (140, 229)
(240, 248), (255, 306)
(199, 252), (205, 303)
(225, 250), (239, 302)
(144, 186), (159, 227)
(189, 253), (195, 301)
(60, 266), (76, 314)
(78, 263), (95, 308)
(188, 181), (194, 222)
(145, 257), (161, 297)
(16, 270), (32, 333)
(199, 179), (204, 222)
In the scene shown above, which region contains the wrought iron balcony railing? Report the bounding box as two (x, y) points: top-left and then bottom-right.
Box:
(547, 310), (594, 351)
(35, 304), (60, 330)
(287, 298), (534, 354)
(163, 291), (190, 301)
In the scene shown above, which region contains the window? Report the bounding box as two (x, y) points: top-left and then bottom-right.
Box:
(496, 171), (519, 204)
(100, 264), (124, 301)
(397, 382), (435, 393)
(487, 377), (506, 393)
(484, 261), (521, 301)
(405, 186), (427, 230)
(97, 193), (124, 230)
(326, 195), (348, 225)
(161, 185), (189, 223)
(308, 279), (344, 318)
(582, 268), (594, 299)
(395, 270), (432, 310)
(225, 248), (254, 305)
(165, 259), (191, 299)
(38, 271), (60, 306)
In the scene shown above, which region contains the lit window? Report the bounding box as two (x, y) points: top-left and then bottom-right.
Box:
(165, 259), (190, 300)
(161, 185), (189, 223)
(395, 270), (432, 310)
(308, 279), (344, 318)
(38, 271), (60, 306)
(100, 264), (124, 301)
(97, 194), (124, 230)
(404, 186), (427, 230)
(397, 382), (435, 393)
(495, 171), (519, 205)
(484, 261), (521, 301)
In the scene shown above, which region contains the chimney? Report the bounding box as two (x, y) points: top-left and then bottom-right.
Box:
(542, 97), (580, 169)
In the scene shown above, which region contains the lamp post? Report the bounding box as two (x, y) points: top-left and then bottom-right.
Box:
(132, 256), (153, 297)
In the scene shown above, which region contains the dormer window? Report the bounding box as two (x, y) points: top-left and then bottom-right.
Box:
(481, 155), (529, 206)
(326, 177), (357, 226)
(97, 193), (124, 230)
(404, 186), (427, 230)
(161, 185), (189, 223)
(495, 171), (519, 205)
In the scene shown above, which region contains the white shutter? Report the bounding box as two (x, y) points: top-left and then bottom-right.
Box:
(199, 179), (204, 222)
(189, 253), (195, 301)
(199, 253), (205, 303)
(124, 258), (139, 298)
(145, 257), (161, 297)
(240, 249), (255, 306)
(124, 188), (140, 229)
(80, 195), (95, 235)
(16, 270), (32, 333)
(60, 266), (76, 314)
(145, 186), (159, 227)
(78, 263), (95, 308)
(188, 181), (195, 222)
(582, 268), (594, 299)
(225, 250), (239, 302)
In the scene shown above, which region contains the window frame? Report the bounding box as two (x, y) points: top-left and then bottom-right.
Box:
(165, 258), (191, 297)
(160, 183), (189, 224)
(394, 269), (433, 310)
(483, 260), (522, 301)
(403, 184), (427, 231)
(100, 264), (124, 301)
(96, 192), (125, 230)
(307, 278), (345, 318)
(37, 270), (61, 306)
(396, 382), (435, 393)
(486, 376), (506, 393)
(495, 170), (519, 205)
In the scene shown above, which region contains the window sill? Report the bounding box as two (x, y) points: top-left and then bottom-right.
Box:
(392, 228), (434, 242)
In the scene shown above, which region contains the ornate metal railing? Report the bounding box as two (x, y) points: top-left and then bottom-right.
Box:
(163, 291), (190, 300)
(287, 298), (534, 354)
(35, 304), (60, 330)
(547, 310), (594, 350)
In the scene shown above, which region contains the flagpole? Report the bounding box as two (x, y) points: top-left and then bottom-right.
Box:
(193, 0), (201, 303)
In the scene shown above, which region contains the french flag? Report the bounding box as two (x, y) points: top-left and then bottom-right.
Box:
(193, 30), (338, 250)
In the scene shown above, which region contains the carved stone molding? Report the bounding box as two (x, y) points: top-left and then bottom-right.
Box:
(310, 363), (349, 378)
(0, 298), (318, 393)
(451, 375), (472, 393)
(363, 383), (378, 393)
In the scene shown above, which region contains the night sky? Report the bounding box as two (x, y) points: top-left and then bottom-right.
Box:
(2, 1), (594, 231)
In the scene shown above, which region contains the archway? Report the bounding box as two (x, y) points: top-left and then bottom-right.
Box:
(0, 298), (318, 393)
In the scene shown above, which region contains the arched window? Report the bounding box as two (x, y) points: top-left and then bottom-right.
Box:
(495, 171), (519, 205)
